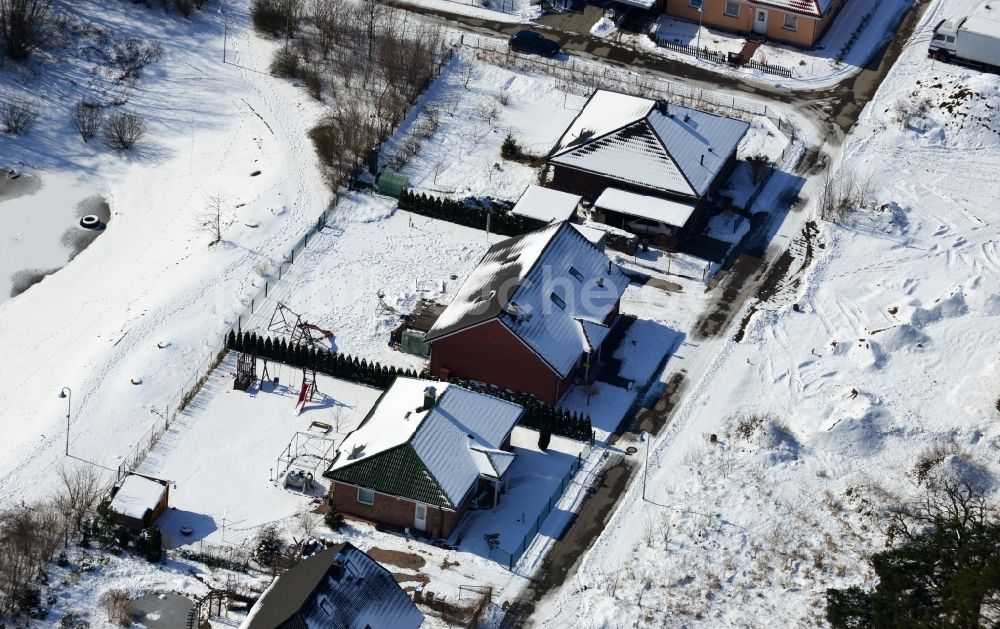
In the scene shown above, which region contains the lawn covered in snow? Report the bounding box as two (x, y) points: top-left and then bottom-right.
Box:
(534, 0), (1000, 624)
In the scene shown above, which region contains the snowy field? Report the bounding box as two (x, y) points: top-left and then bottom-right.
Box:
(625, 0), (915, 88)
(384, 51), (589, 200)
(534, 0), (1000, 624)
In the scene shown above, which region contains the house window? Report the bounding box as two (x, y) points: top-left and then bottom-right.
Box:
(688, 0), (702, 7)
(724, 1), (740, 17)
(550, 292), (566, 309)
(318, 597), (334, 616)
(783, 14), (798, 31)
(357, 487), (374, 505)
(568, 266), (584, 282)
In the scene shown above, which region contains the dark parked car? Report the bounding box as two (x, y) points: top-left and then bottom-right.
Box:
(508, 30), (561, 56)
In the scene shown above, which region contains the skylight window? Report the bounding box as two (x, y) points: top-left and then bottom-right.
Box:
(568, 266), (584, 282)
(550, 292), (566, 309)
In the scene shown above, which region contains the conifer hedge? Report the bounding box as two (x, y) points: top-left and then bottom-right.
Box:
(227, 330), (592, 440)
(397, 189), (547, 237)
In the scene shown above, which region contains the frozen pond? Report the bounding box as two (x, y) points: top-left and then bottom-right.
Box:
(0, 170), (109, 302)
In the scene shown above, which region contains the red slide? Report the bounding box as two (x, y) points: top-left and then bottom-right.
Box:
(295, 383), (311, 415)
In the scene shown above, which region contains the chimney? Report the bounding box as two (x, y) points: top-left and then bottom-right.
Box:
(655, 100), (669, 116)
(422, 386), (437, 411)
(331, 557), (346, 581)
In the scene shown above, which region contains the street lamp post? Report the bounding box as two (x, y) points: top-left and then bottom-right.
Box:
(59, 387), (72, 456)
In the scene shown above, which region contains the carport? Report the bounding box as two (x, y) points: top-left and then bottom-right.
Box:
(594, 188), (696, 236)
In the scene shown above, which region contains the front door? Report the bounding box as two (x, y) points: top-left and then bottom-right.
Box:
(414, 503), (427, 531)
(753, 9), (768, 34)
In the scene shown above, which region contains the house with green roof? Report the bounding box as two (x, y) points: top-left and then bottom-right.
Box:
(323, 377), (524, 539)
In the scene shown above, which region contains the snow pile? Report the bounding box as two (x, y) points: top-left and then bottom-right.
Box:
(590, 17), (617, 39)
(892, 71), (1000, 148)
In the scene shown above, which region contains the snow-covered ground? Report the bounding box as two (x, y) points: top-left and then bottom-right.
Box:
(241, 198), (490, 371)
(0, 0), (334, 503)
(534, 0), (1000, 624)
(630, 0), (915, 88)
(395, 0), (540, 23)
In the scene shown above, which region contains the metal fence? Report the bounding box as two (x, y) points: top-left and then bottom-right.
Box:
(491, 440), (594, 571)
(655, 37), (728, 65)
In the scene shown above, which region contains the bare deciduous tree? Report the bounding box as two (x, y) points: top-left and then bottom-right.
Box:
(0, 0), (50, 61)
(54, 463), (106, 537)
(72, 99), (104, 142)
(197, 194), (226, 246)
(103, 111), (145, 151)
(1, 96), (37, 135)
(0, 499), (63, 613)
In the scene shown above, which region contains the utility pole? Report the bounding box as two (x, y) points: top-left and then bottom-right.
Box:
(60, 387), (72, 456)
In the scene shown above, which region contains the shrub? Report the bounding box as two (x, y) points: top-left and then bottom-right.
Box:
(72, 99), (103, 142)
(501, 133), (520, 160)
(1, 97), (37, 135)
(100, 589), (130, 627)
(0, 0), (51, 61)
(299, 65), (322, 100)
(538, 428), (551, 452)
(269, 47), (300, 78)
(324, 505), (344, 531)
(251, 0), (301, 37)
(103, 112), (145, 151)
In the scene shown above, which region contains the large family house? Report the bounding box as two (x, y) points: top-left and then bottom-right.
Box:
(324, 378), (524, 539)
(665, 0), (846, 48)
(423, 221), (630, 404)
(243, 542), (423, 629)
(547, 89), (749, 235)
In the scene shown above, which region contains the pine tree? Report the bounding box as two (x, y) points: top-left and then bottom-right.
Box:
(145, 527), (163, 563)
(227, 330), (237, 350)
(263, 336), (274, 361)
(241, 331), (252, 353)
(278, 338), (289, 363)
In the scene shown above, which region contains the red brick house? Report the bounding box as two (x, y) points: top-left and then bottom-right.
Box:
(423, 221), (630, 404)
(547, 90), (749, 234)
(665, 0), (847, 48)
(323, 378), (523, 539)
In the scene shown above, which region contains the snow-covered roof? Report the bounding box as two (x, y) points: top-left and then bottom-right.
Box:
(511, 185), (581, 223)
(595, 187), (697, 228)
(963, 15), (1000, 37)
(572, 223), (608, 248)
(751, 0), (832, 18)
(549, 90), (750, 199)
(612, 0), (657, 10)
(243, 543), (423, 629)
(109, 475), (166, 520)
(425, 222), (630, 378)
(327, 378), (523, 509)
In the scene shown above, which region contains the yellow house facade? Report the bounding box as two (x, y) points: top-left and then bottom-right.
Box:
(665, 0), (847, 48)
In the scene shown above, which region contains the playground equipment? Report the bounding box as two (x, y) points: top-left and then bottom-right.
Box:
(294, 368), (320, 414)
(275, 430), (336, 487)
(268, 302), (334, 349)
(234, 352), (256, 391)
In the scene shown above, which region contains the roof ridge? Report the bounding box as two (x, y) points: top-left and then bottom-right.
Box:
(549, 94), (654, 159)
(643, 111), (698, 197)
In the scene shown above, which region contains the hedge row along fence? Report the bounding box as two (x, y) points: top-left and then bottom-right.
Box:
(397, 189), (546, 237)
(227, 330), (592, 441)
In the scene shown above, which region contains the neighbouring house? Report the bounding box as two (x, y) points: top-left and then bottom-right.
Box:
(242, 542), (423, 629)
(423, 221), (630, 404)
(546, 90), (749, 235)
(665, 0), (847, 48)
(108, 473), (170, 532)
(510, 184), (582, 227)
(324, 378), (524, 539)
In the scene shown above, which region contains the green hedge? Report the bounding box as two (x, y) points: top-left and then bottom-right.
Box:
(227, 330), (592, 440)
(398, 189), (545, 237)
